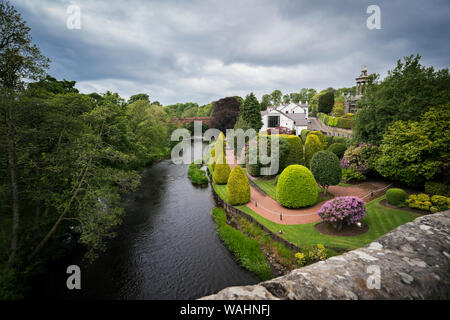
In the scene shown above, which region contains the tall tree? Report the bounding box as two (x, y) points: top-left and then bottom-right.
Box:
(260, 94), (271, 110)
(282, 94), (291, 104)
(210, 97), (241, 133)
(128, 93), (149, 104)
(0, 0), (49, 267)
(271, 90), (282, 106)
(354, 54), (450, 145)
(240, 93), (262, 131)
(318, 90), (334, 114)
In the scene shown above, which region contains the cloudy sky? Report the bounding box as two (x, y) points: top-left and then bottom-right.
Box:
(13, 0), (450, 105)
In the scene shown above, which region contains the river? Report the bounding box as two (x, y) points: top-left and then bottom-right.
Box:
(32, 141), (259, 299)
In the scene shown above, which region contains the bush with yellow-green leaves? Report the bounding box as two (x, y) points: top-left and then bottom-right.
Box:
(213, 156), (231, 185)
(227, 166), (250, 205)
(406, 193), (450, 212)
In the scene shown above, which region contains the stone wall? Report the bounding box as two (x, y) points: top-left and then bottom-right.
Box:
(201, 211), (450, 300)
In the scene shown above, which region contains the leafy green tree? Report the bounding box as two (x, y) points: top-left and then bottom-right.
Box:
(318, 90), (334, 114)
(282, 94), (291, 104)
(128, 93), (149, 104)
(240, 93), (262, 131)
(375, 103), (450, 187)
(289, 92), (301, 104)
(271, 90), (282, 106)
(310, 151), (342, 194)
(299, 88), (317, 103)
(354, 54), (450, 145)
(0, 0), (50, 267)
(260, 94), (272, 110)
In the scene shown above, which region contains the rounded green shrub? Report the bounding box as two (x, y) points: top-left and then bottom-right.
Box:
(327, 142), (347, 159)
(276, 165), (318, 208)
(213, 157), (231, 184)
(333, 136), (350, 145)
(308, 131), (327, 149)
(310, 151), (342, 193)
(325, 135), (334, 146)
(305, 134), (323, 168)
(227, 166), (250, 205)
(386, 188), (407, 207)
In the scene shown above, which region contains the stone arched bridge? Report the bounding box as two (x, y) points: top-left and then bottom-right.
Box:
(172, 117), (213, 126)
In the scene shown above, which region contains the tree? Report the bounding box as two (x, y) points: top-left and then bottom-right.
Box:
(299, 88), (317, 104)
(260, 94), (271, 110)
(354, 54), (450, 145)
(240, 92), (262, 131)
(128, 93), (149, 104)
(318, 90), (334, 114)
(227, 166), (250, 205)
(210, 97), (241, 133)
(375, 103), (450, 187)
(282, 94), (291, 104)
(271, 90), (282, 106)
(0, 0), (50, 267)
(310, 151), (342, 194)
(290, 92), (301, 104)
(305, 134), (322, 167)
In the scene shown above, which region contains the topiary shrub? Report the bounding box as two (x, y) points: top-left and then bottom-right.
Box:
(386, 188), (407, 207)
(325, 135), (334, 146)
(318, 196), (367, 231)
(305, 134), (323, 168)
(276, 165), (318, 208)
(285, 135), (304, 166)
(300, 129), (310, 144)
(227, 166), (250, 205)
(425, 181), (450, 197)
(310, 151), (342, 194)
(308, 131), (327, 149)
(333, 136), (350, 145)
(327, 142), (347, 159)
(213, 156), (231, 184)
(211, 147), (216, 158)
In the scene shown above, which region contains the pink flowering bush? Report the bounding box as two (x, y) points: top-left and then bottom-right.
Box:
(318, 196), (367, 231)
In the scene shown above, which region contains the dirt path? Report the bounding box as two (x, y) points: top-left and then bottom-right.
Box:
(225, 149), (391, 225)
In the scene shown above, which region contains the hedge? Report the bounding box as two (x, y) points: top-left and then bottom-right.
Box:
(227, 166), (251, 205)
(386, 188), (407, 207)
(285, 135), (304, 166)
(213, 156), (231, 184)
(317, 112), (354, 129)
(425, 181), (450, 197)
(305, 134), (323, 168)
(310, 151), (342, 193)
(308, 131), (327, 149)
(327, 142), (347, 159)
(276, 165), (318, 208)
(332, 136), (350, 145)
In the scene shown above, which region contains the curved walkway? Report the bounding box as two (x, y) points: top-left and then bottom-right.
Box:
(225, 149), (390, 225)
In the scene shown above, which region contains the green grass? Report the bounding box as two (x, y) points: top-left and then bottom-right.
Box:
(213, 183), (228, 202)
(236, 195), (420, 251)
(211, 208), (273, 280)
(187, 163), (208, 185)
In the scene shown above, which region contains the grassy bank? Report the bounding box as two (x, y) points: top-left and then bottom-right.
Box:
(187, 163), (208, 185)
(211, 208), (273, 280)
(237, 195), (420, 251)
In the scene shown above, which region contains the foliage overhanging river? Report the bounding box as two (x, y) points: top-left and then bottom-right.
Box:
(32, 141), (259, 299)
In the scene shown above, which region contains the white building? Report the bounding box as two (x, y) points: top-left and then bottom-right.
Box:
(260, 102), (309, 135)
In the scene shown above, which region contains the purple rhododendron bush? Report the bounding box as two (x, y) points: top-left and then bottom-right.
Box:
(318, 196), (367, 231)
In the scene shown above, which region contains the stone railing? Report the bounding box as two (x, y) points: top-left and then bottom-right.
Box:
(201, 211), (450, 300)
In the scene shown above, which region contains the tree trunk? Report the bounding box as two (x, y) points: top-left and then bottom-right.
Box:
(6, 103), (20, 268)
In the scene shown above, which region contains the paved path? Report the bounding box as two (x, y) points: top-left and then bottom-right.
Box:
(225, 149), (390, 225)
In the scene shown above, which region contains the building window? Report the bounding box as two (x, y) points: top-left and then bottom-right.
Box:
(268, 116), (280, 128)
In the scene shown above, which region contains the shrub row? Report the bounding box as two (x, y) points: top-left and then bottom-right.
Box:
(317, 112), (354, 129)
(406, 193), (450, 212)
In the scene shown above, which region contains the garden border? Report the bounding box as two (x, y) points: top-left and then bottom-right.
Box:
(207, 168), (300, 253)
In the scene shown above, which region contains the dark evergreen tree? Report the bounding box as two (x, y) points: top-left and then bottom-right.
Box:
(240, 93), (262, 131)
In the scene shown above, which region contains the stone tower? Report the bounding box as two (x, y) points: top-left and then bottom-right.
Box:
(356, 66), (369, 96)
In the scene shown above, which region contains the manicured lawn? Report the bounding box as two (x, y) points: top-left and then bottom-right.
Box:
(236, 195), (420, 251)
(211, 208), (273, 280)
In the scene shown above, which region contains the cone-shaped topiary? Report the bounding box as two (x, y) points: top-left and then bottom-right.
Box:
(213, 156), (231, 185)
(276, 165), (318, 208)
(285, 135), (304, 166)
(310, 151), (342, 194)
(308, 131), (327, 149)
(227, 166), (250, 205)
(300, 129), (310, 144)
(211, 147), (216, 158)
(305, 134), (323, 167)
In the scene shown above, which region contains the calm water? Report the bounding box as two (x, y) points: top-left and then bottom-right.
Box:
(32, 142), (259, 299)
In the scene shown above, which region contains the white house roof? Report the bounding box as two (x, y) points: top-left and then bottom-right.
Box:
(260, 107), (308, 126)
